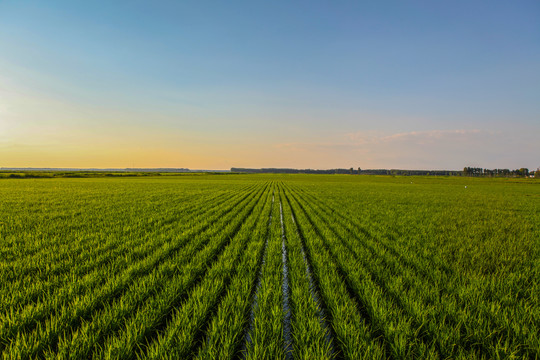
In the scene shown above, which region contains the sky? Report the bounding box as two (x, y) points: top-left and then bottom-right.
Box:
(0, 1), (539, 170)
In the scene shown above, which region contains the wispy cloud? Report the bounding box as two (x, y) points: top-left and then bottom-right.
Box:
(269, 128), (538, 170)
(346, 129), (484, 145)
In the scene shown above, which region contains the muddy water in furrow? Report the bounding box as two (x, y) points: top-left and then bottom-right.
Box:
(280, 201), (292, 359)
(242, 191), (274, 353)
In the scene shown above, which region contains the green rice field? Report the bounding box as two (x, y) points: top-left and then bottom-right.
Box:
(0, 174), (538, 359)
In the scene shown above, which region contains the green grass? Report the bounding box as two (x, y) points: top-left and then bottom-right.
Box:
(0, 175), (538, 359)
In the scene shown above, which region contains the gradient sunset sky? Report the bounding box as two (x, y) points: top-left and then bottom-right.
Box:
(1, 1), (539, 170)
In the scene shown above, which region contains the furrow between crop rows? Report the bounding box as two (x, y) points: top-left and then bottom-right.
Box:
(279, 200), (292, 360)
(138, 184), (273, 360)
(193, 185), (275, 359)
(286, 182), (539, 358)
(50, 183), (270, 360)
(282, 188), (388, 360)
(289, 186), (445, 358)
(278, 185), (336, 360)
(241, 189), (274, 355)
(1, 183), (269, 358)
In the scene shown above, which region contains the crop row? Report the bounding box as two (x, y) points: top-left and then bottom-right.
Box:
(281, 181), (538, 359)
(1, 182), (270, 358)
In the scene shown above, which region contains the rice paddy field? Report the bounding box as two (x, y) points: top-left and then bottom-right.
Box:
(0, 174), (538, 359)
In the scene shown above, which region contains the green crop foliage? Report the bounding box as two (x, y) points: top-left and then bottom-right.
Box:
(0, 174), (538, 359)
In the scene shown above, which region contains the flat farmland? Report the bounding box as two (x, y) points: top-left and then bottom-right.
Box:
(0, 174), (538, 359)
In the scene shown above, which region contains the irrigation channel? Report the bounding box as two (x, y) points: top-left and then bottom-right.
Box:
(241, 185), (334, 359)
(1, 177), (538, 359)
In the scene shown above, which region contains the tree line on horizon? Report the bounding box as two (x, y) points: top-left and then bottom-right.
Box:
(462, 167), (539, 177)
(232, 167), (540, 177)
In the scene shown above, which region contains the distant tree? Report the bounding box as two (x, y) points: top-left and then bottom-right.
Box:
(358, 167), (361, 175)
(463, 167), (483, 176)
(535, 169), (540, 178)
(350, 167), (353, 175)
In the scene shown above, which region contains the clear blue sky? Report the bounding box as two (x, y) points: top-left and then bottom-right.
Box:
(1, 1), (538, 170)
